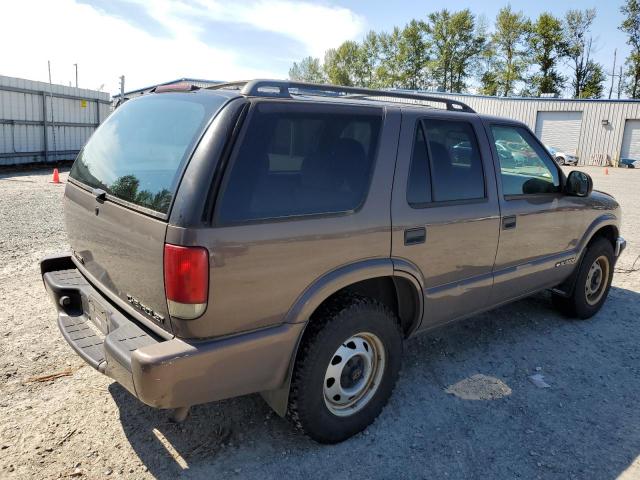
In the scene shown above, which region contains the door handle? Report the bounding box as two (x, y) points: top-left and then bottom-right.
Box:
(404, 227), (426, 245)
(502, 215), (517, 230)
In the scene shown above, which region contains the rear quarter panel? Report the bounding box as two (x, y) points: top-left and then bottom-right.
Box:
(166, 105), (402, 339)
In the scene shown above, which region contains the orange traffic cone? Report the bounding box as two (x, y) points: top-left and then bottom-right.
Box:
(52, 168), (60, 184)
(604, 167), (609, 176)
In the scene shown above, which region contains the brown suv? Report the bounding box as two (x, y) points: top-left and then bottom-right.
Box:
(41, 80), (626, 443)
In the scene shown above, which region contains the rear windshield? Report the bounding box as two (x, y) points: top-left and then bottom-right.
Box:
(70, 93), (227, 214)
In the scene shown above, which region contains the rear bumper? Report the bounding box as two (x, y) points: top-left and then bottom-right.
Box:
(615, 236), (627, 257)
(41, 254), (303, 409)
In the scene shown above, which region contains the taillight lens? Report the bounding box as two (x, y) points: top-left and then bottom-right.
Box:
(163, 244), (209, 320)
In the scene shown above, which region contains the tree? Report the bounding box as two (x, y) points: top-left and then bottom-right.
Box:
(289, 56), (325, 83)
(479, 70), (500, 95)
(426, 9), (486, 92)
(376, 28), (404, 88)
(528, 13), (567, 96)
(450, 10), (487, 92)
(490, 6), (530, 96)
(565, 9), (604, 98)
(620, 0), (640, 97)
(580, 60), (606, 98)
(396, 20), (430, 89)
(323, 41), (360, 86)
(478, 16), (501, 95)
(425, 10), (455, 90)
(357, 31), (382, 88)
(624, 52), (640, 98)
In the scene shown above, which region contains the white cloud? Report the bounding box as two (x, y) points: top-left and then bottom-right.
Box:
(0, 0), (364, 95)
(188, 0), (366, 58)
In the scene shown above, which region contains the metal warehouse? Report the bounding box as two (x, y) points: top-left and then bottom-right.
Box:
(0, 75), (110, 166)
(425, 92), (640, 166)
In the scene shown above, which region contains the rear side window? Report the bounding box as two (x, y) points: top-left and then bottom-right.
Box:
(70, 94), (227, 214)
(217, 103), (382, 224)
(406, 118), (485, 205)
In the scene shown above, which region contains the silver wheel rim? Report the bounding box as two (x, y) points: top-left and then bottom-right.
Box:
(323, 332), (386, 417)
(585, 255), (610, 306)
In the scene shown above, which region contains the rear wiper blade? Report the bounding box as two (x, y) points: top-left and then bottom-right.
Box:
(92, 188), (106, 201)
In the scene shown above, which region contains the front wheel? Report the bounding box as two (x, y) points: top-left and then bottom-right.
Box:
(288, 295), (402, 443)
(553, 238), (614, 319)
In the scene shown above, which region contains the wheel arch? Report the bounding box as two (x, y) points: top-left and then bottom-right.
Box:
(579, 215), (619, 252)
(261, 258), (423, 417)
(554, 216), (619, 297)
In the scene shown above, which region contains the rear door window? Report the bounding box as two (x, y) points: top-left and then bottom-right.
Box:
(70, 94), (227, 214)
(424, 119), (485, 202)
(216, 103), (382, 224)
(406, 118), (485, 204)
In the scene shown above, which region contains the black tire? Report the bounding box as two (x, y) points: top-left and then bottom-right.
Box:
(557, 156), (565, 165)
(288, 294), (403, 444)
(553, 238), (614, 319)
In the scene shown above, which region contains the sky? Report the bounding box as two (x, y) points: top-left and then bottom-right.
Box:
(0, 0), (633, 97)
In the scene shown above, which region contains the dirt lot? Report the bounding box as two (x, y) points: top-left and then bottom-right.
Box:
(1, 166), (639, 479)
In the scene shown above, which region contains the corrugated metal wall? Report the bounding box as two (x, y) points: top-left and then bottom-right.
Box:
(384, 91), (640, 165)
(0, 75), (111, 166)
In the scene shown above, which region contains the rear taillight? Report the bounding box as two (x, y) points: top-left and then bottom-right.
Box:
(163, 244), (209, 320)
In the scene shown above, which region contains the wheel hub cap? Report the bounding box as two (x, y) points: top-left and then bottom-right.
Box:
(584, 255), (610, 306)
(323, 332), (385, 417)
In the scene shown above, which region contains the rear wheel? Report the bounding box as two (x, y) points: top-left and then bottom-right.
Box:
(553, 238), (614, 319)
(288, 294), (402, 443)
(557, 156), (566, 165)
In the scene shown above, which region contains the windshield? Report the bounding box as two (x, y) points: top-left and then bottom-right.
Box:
(70, 93), (227, 214)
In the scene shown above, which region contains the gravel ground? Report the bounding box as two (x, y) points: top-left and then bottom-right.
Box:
(0, 166), (639, 480)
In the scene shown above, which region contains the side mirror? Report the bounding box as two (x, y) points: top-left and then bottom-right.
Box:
(566, 170), (593, 197)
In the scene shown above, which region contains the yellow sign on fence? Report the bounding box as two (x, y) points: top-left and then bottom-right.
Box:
(80, 99), (87, 108)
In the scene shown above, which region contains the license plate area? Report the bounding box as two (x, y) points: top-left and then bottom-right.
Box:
(87, 296), (108, 334)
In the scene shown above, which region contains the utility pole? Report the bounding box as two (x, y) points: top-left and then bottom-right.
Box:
(47, 61), (57, 158)
(119, 75), (125, 100)
(73, 63), (78, 88)
(617, 65), (624, 99)
(608, 49), (617, 100)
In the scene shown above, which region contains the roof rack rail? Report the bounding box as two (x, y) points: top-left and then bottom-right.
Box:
(208, 79), (476, 113)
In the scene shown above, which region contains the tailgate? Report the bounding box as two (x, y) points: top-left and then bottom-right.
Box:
(62, 92), (231, 334)
(65, 182), (171, 333)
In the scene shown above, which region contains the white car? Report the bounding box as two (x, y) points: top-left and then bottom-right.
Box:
(546, 146), (579, 165)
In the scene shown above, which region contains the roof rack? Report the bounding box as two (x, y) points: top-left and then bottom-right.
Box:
(208, 79), (476, 113)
